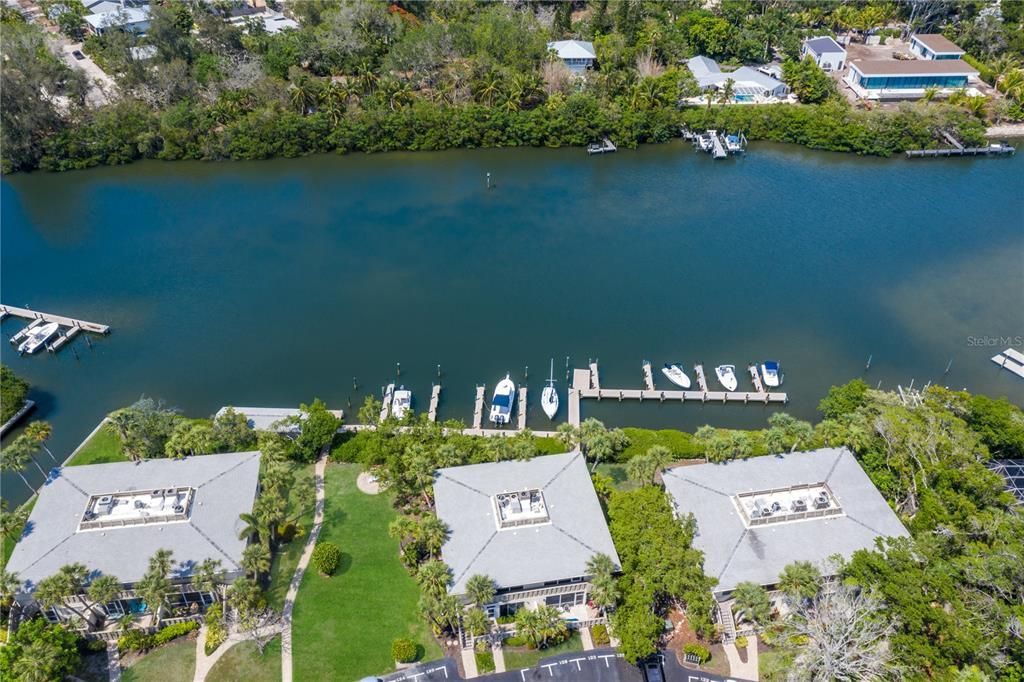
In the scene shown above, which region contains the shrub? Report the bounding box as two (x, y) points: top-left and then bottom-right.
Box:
(496, 614), (516, 625)
(684, 643), (711, 663)
(311, 541), (341, 576)
(591, 624), (610, 646)
(151, 620), (199, 647)
(204, 603), (226, 655)
(116, 630), (151, 653)
(504, 635), (526, 647)
(735, 635), (748, 649)
(475, 648), (496, 673)
(119, 620), (200, 652)
(276, 521), (297, 543)
(391, 637), (417, 663)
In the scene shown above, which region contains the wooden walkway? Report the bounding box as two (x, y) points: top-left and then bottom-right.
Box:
(589, 362), (600, 390)
(694, 364), (709, 392)
(380, 384), (395, 422)
(472, 386), (485, 429)
(748, 364), (764, 393)
(642, 361), (655, 391)
(906, 143), (1014, 158)
(992, 349), (1024, 379)
(428, 384), (442, 422)
(1, 304), (110, 334)
(517, 387), (528, 430)
(48, 326), (80, 353)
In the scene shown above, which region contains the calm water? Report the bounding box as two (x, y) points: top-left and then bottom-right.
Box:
(2, 143), (1022, 505)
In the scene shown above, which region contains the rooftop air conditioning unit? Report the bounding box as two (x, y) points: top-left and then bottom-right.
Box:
(791, 499), (807, 512)
(770, 501), (782, 513)
(173, 504), (185, 514)
(814, 493), (830, 509)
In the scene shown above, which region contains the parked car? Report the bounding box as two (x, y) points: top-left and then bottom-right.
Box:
(72, 50), (85, 60)
(643, 659), (664, 682)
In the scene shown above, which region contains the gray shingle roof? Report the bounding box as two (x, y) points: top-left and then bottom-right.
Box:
(434, 452), (619, 594)
(7, 452), (261, 594)
(662, 448), (908, 596)
(804, 36), (845, 56)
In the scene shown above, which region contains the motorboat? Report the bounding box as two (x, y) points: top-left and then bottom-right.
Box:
(761, 361), (782, 388)
(392, 386), (412, 419)
(715, 365), (738, 391)
(541, 358), (558, 420)
(661, 363), (691, 389)
(489, 374), (516, 425)
(18, 321), (59, 354)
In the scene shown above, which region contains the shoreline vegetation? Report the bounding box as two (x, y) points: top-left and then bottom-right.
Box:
(4, 2), (1022, 173)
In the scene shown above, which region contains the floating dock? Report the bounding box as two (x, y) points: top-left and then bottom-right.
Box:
(694, 364), (709, 392)
(517, 387), (528, 430)
(47, 326), (80, 353)
(587, 137), (617, 155)
(1, 304), (110, 334)
(992, 348), (1024, 379)
(428, 384), (442, 422)
(380, 384), (395, 421)
(748, 364), (764, 393)
(906, 143), (1014, 158)
(472, 386), (485, 430)
(642, 361), (655, 391)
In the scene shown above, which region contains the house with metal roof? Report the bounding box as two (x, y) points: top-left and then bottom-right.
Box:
(801, 36), (847, 72)
(6, 452), (261, 637)
(845, 58), (978, 99)
(547, 40), (596, 73)
(909, 34), (966, 60)
(84, 5), (151, 35)
(661, 448), (908, 602)
(434, 452), (619, 623)
(686, 56), (789, 101)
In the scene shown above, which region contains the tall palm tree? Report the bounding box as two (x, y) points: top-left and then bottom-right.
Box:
(86, 574), (121, 620)
(0, 569), (21, 610)
(556, 423), (579, 451)
(464, 574), (496, 607)
(589, 574), (619, 614)
(646, 445), (673, 479)
(0, 440), (36, 494)
(388, 515), (419, 552)
(24, 421), (58, 464)
(535, 604), (568, 647)
(585, 553), (617, 582)
(242, 543), (272, 580)
(416, 560), (452, 599)
(6, 435), (47, 478)
(35, 565), (91, 626)
(719, 78), (736, 105)
(192, 558), (224, 601)
(462, 606), (491, 639)
(238, 511), (270, 548)
(626, 453), (656, 485)
(777, 560), (822, 603)
(476, 71), (501, 106)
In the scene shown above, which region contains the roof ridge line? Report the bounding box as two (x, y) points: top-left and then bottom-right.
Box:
(663, 469), (731, 498)
(540, 452), (581, 490)
(824, 449), (845, 482)
(451, 530), (498, 588)
(550, 522), (600, 558)
(842, 513), (889, 539)
(188, 521), (241, 570)
(51, 470), (93, 500)
(15, 533), (76, 581)
(716, 527), (750, 582)
(195, 451), (259, 490)
(437, 472), (491, 499)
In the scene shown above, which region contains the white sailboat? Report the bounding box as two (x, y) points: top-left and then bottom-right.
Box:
(715, 365), (738, 391)
(541, 358), (559, 419)
(661, 363), (692, 389)
(18, 322), (59, 354)
(489, 374), (516, 425)
(392, 386), (412, 419)
(761, 361), (782, 388)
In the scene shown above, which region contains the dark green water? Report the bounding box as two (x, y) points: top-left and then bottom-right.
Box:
(2, 143), (1022, 504)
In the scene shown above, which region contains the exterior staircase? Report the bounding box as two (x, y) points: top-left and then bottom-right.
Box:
(717, 602), (737, 643)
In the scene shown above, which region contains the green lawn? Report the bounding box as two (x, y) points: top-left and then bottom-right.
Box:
(596, 463), (639, 492)
(503, 632), (583, 671)
(266, 463), (316, 609)
(206, 637), (281, 682)
(121, 638), (196, 682)
(65, 422), (128, 466)
(291, 463), (442, 679)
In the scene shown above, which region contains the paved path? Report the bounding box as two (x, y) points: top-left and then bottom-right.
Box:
(281, 452), (328, 682)
(461, 648), (479, 678)
(192, 627), (246, 682)
(493, 641), (506, 673)
(580, 626), (595, 651)
(722, 635), (759, 680)
(106, 641), (121, 682)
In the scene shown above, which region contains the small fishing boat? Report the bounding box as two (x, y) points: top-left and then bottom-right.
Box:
(18, 322), (59, 354)
(392, 386), (412, 419)
(761, 361), (782, 388)
(661, 363), (691, 389)
(715, 365), (738, 391)
(541, 358), (559, 419)
(489, 374), (516, 425)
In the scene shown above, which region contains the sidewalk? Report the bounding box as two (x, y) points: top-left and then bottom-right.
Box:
(722, 635), (759, 681)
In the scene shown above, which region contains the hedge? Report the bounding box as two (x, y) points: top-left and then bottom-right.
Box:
(684, 642), (711, 663)
(117, 620), (199, 652)
(311, 541), (341, 576)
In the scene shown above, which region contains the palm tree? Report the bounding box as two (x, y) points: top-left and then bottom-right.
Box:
(138, 549), (174, 627)
(16, 640), (63, 682)
(6, 435), (47, 479)
(964, 95), (989, 119)
(464, 574), (496, 607)
(626, 453), (656, 485)
(585, 553), (617, 582)
(704, 90), (715, 110)
(1, 442), (35, 494)
(24, 421), (58, 464)
(728, 431), (753, 459)
(719, 78), (736, 105)
(777, 560), (822, 603)
(242, 543), (272, 580)
(514, 606), (543, 646)
(732, 581), (772, 627)
(646, 445), (673, 479)
(589, 574), (619, 614)
(476, 71), (501, 106)
(556, 423), (579, 451)
(462, 606), (492, 639)
(815, 420), (845, 447)
(289, 76), (318, 116)
(192, 558), (224, 601)
(238, 511), (270, 548)
(922, 86), (939, 103)
(227, 576), (265, 619)
(86, 574), (121, 621)
(35, 564), (92, 627)
(533, 604), (568, 647)
(764, 426), (788, 454)
(416, 560), (452, 598)
(0, 569), (21, 610)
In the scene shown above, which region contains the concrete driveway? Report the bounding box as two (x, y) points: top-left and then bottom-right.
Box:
(58, 40), (117, 106)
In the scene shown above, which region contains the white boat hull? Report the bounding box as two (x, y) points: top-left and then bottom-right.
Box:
(18, 322), (59, 354)
(489, 376), (516, 425)
(661, 365), (691, 389)
(715, 366), (738, 392)
(761, 367), (780, 388)
(541, 386), (558, 419)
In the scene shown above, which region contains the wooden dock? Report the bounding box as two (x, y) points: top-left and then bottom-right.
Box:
(710, 133), (728, 159)
(748, 364), (764, 392)
(642, 361), (655, 391)
(992, 348), (1024, 379)
(906, 143), (1014, 158)
(694, 364), (709, 392)
(1, 304), (110, 334)
(428, 384), (442, 422)
(587, 137), (617, 155)
(380, 383), (395, 422)
(47, 326), (80, 353)
(517, 387), (528, 430)
(589, 362), (600, 390)
(472, 386), (485, 430)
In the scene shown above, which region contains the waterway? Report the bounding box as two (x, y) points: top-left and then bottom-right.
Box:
(2, 143), (1022, 505)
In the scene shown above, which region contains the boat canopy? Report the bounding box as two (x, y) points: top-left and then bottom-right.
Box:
(493, 394), (512, 409)
(764, 361), (779, 371)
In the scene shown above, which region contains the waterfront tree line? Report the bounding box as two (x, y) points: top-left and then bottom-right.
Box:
(3, 1), (1023, 173)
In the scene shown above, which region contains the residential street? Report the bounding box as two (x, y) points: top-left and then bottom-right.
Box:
(57, 39), (116, 106)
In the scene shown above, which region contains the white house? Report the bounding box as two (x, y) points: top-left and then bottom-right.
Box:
(909, 34), (966, 60)
(801, 36), (847, 72)
(84, 5), (150, 35)
(845, 58), (978, 99)
(546, 40), (596, 74)
(687, 55), (789, 101)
